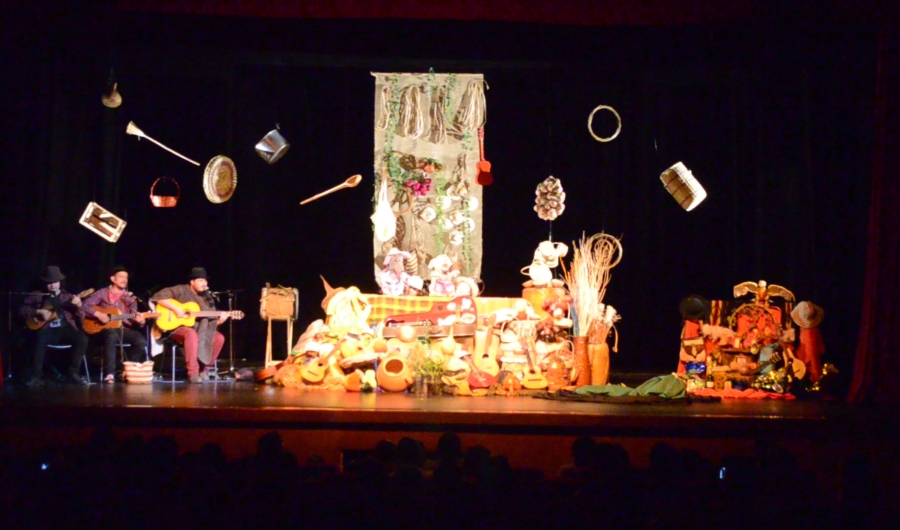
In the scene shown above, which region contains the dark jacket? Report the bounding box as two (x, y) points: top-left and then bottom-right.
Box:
(20, 290), (83, 329)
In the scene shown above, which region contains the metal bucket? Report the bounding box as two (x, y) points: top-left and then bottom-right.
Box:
(255, 129), (290, 164)
(660, 162), (707, 211)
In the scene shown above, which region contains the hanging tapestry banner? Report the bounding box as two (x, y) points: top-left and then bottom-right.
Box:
(371, 72), (486, 289)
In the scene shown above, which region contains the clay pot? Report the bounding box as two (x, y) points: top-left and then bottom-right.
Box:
(574, 336), (591, 387)
(376, 353), (415, 392)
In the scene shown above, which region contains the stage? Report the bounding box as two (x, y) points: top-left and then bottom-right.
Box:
(2, 379), (898, 485)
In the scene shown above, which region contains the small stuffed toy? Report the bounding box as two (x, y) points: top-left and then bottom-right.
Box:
(428, 254), (458, 296)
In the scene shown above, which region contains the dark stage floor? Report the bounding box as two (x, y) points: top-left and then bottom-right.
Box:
(3, 379), (898, 481)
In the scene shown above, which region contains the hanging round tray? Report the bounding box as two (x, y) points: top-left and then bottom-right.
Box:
(203, 155), (237, 203)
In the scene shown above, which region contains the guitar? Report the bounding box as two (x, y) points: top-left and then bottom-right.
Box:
(462, 355), (497, 389)
(154, 299), (245, 332)
(520, 336), (548, 390)
(26, 288), (95, 331)
(82, 306), (160, 335)
(475, 127), (493, 186)
(384, 295), (477, 327)
(473, 314), (501, 376)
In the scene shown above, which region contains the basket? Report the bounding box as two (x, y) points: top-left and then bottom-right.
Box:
(150, 177), (180, 208)
(660, 162), (707, 211)
(123, 361), (155, 384)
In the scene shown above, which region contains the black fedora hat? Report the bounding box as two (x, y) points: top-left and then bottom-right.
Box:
(679, 294), (711, 321)
(40, 265), (66, 283)
(189, 267), (208, 280)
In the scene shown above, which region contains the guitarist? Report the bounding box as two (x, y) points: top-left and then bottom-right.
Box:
(18, 266), (89, 387)
(150, 267), (229, 383)
(82, 266), (147, 383)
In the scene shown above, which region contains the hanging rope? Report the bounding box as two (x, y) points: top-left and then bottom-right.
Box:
(397, 85), (425, 139)
(428, 85), (447, 144)
(452, 79), (487, 134)
(375, 84), (391, 131)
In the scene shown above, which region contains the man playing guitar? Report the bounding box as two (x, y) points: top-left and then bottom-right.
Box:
(18, 265), (89, 387)
(82, 266), (148, 383)
(150, 267), (231, 383)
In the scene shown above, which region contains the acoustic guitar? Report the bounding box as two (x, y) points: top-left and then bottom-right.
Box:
(82, 306), (160, 335)
(154, 299), (244, 332)
(25, 288), (95, 331)
(473, 314), (501, 376)
(520, 337), (548, 390)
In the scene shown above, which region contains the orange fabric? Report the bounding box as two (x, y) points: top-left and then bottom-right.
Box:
(676, 321), (702, 374)
(689, 387), (795, 400)
(362, 294), (521, 325)
(796, 327), (825, 382)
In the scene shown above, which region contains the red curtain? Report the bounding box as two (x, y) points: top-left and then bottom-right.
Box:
(849, 18), (900, 404)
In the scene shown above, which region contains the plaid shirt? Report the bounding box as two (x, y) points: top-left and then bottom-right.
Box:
(20, 290), (82, 329)
(82, 287), (141, 328)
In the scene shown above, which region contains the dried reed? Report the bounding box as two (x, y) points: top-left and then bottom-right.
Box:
(561, 233), (622, 337)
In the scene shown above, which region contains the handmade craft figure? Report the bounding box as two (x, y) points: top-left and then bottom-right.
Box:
(676, 295), (710, 374)
(522, 240), (568, 288)
(377, 248), (412, 296)
(405, 275), (426, 296)
(453, 276), (480, 297)
(791, 301), (825, 382)
(730, 280), (795, 352)
(428, 254), (459, 296)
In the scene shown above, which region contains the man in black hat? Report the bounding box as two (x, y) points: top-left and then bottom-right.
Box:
(82, 266), (148, 383)
(18, 266), (89, 386)
(150, 267), (230, 383)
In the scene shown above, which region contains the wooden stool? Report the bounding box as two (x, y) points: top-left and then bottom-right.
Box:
(260, 284), (299, 367)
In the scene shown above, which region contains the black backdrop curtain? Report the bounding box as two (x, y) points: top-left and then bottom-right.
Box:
(0, 5), (881, 382)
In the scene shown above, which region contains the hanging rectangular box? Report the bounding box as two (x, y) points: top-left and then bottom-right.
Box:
(78, 202), (127, 243)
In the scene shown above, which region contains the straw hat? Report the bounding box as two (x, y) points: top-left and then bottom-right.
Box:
(791, 301), (824, 328)
(383, 248), (411, 266)
(679, 294), (710, 321)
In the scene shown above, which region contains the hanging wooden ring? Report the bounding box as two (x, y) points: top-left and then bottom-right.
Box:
(588, 105), (622, 142)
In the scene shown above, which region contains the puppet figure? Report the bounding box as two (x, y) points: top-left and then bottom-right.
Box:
(428, 254), (458, 296)
(377, 248), (412, 296)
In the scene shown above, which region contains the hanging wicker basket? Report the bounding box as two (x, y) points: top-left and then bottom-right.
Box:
(150, 177), (181, 208)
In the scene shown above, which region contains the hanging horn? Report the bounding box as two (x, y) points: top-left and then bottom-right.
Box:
(126, 121), (201, 166)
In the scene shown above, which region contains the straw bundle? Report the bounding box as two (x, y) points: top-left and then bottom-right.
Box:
(561, 233), (622, 337)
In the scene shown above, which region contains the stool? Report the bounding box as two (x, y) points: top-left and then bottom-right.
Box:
(154, 339), (185, 384)
(46, 344), (92, 383)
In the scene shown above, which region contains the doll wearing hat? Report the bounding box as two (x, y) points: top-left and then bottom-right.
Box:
(377, 248), (412, 296)
(791, 301), (825, 382)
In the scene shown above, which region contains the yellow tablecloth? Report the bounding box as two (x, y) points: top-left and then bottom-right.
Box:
(362, 294), (522, 325)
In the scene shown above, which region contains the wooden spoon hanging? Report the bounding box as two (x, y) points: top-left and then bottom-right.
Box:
(476, 127), (493, 186)
(300, 174), (363, 205)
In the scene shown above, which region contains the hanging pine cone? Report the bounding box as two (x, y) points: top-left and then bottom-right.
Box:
(534, 176), (566, 221)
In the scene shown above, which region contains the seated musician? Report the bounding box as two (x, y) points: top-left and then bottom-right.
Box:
(150, 267), (229, 383)
(18, 265), (88, 387)
(82, 266), (147, 383)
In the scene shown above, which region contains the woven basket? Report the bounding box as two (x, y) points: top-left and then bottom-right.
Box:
(660, 162), (706, 211)
(123, 361), (155, 384)
(150, 177), (180, 208)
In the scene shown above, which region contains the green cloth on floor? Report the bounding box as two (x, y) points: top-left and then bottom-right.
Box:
(574, 374), (686, 400)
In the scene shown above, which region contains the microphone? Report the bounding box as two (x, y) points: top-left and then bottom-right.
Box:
(127, 291), (144, 303)
(209, 289), (243, 297)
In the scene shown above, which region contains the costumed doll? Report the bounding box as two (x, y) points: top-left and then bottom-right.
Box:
(376, 248), (412, 296)
(677, 295), (710, 375)
(428, 254), (458, 296)
(791, 301), (825, 382)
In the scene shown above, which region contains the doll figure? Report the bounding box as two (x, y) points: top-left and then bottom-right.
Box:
(377, 248), (412, 296)
(428, 254), (458, 296)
